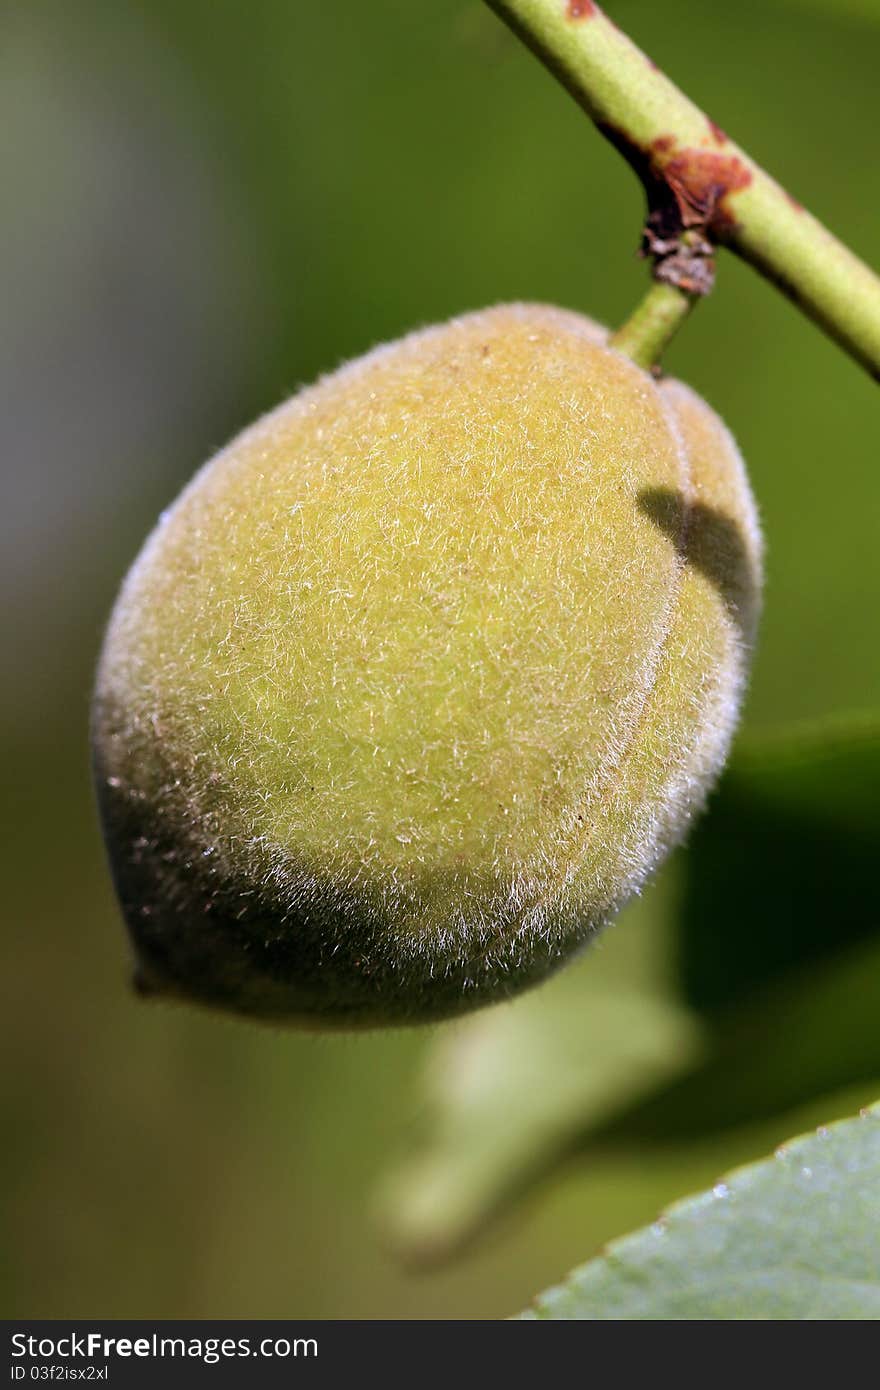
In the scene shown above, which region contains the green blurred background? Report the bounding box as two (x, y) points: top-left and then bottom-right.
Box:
(2, 0), (878, 1318)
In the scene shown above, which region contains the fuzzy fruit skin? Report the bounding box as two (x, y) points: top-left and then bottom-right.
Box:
(93, 304), (761, 1028)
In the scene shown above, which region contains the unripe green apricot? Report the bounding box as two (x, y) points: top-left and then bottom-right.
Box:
(92, 304), (761, 1028)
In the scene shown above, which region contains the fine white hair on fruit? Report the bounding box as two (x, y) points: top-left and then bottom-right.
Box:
(93, 303), (762, 1028)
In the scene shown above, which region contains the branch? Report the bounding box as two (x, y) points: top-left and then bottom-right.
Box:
(485, 0), (880, 381)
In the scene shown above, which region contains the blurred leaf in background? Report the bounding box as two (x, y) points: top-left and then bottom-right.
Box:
(2, 0), (878, 1318)
(679, 718), (880, 1014)
(377, 878), (704, 1263)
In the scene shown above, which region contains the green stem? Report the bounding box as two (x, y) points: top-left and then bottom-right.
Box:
(609, 281), (695, 369)
(484, 0), (880, 382)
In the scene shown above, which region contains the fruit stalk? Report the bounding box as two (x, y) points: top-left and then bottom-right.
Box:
(609, 281), (695, 369)
(485, 0), (880, 381)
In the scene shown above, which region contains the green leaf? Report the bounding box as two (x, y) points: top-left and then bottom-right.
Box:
(377, 883), (704, 1263)
(679, 716), (880, 1014)
(522, 1103), (880, 1319)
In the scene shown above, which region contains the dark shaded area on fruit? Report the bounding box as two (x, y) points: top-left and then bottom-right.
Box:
(98, 769), (580, 1031)
(637, 488), (759, 634)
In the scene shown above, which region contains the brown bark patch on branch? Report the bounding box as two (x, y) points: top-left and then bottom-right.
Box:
(658, 145), (753, 235)
(597, 122), (753, 296)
